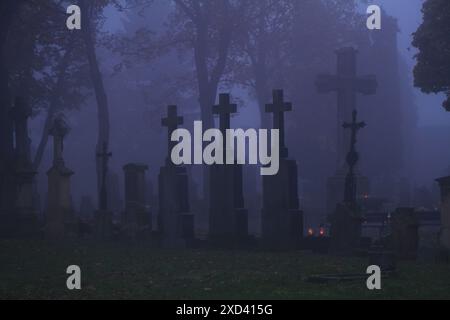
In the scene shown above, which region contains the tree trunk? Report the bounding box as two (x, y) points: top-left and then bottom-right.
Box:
(80, 0), (110, 207)
(0, 0), (22, 214)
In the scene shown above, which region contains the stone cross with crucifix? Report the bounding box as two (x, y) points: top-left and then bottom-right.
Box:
(316, 46), (377, 172)
(265, 89), (292, 159)
(49, 115), (70, 167)
(46, 116), (74, 239)
(343, 109), (366, 206)
(162, 105), (183, 165)
(97, 142), (112, 211)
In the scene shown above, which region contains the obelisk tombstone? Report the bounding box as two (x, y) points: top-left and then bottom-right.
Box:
(209, 94), (248, 247)
(158, 105), (194, 248)
(316, 47), (377, 215)
(10, 97), (37, 235)
(261, 90), (303, 250)
(46, 116), (75, 239)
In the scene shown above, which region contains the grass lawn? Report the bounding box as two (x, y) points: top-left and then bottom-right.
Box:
(0, 239), (449, 300)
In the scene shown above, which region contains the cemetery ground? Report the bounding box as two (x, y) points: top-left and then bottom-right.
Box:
(1, 239), (449, 300)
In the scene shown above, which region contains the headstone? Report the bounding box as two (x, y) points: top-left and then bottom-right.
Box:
(122, 163), (151, 239)
(435, 176), (450, 252)
(329, 110), (366, 255)
(95, 142), (113, 239)
(158, 105), (194, 248)
(261, 90), (303, 250)
(209, 94), (249, 247)
(390, 207), (419, 260)
(316, 47), (377, 215)
(45, 116), (75, 239)
(10, 97), (38, 235)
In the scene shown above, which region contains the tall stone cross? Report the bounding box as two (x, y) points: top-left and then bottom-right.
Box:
(213, 94), (237, 160)
(97, 142), (112, 211)
(49, 116), (69, 167)
(342, 109), (366, 205)
(162, 105), (183, 165)
(316, 47), (377, 171)
(265, 89), (292, 159)
(213, 94), (237, 133)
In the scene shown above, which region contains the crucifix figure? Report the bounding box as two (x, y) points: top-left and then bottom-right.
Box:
(162, 105), (183, 165)
(265, 89), (292, 159)
(213, 94), (237, 160)
(343, 109), (366, 206)
(97, 142), (112, 211)
(316, 47), (377, 171)
(49, 116), (70, 167)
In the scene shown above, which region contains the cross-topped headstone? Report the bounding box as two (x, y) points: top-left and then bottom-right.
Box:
(265, 89), (292, 158)
(342, 109), (366, 205)
(162, 105), (183, 163)
(213, 94), (237, 133)
(316, 47), (377, 170)
(97, 142), (112, 211)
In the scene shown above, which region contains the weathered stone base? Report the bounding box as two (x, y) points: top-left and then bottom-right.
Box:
(261, 209), (303, 251)
(329, 203), (363, 255)
(326, 172), (369, 216)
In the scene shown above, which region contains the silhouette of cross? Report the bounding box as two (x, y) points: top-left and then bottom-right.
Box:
(342, 109), (365, 205)
(316, 47), (377, 171)
(213, 94), (237, 133)
(265, 89), (292, 158)
(162, 105), (183, 148)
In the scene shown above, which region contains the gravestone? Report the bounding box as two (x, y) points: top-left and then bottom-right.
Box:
(95, 142), (113, 239)
(329, 110), (366, 255)
(435, 176), (450, 252)
(390, 207), (419, 260)
(316, 47), (377, 216)
(122, 163), (151, 239)
(261, 90), (303, 250)
(10, 97), (38, 235)
(45, 116), (75, 239)
(209, 94), (248, 247)
(158, 105), (194, 248)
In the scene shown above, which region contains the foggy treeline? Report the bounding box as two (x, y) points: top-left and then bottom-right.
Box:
(0, 0), (436, 226)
